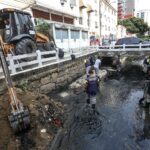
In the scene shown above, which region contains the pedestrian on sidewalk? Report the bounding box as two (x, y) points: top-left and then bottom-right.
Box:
(94, 56), (101, 77)
(85, 67), (99, 109)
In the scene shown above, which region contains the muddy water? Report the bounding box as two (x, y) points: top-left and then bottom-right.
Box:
(54, 77), (150, 150)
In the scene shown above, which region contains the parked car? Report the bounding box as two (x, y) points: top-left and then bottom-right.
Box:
(115, 37), (150, 48)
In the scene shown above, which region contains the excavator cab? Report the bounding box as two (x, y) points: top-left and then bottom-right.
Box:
(0, 8), (58, 58)
(0, 8), (35, 43)
(0, 8), (37, 56)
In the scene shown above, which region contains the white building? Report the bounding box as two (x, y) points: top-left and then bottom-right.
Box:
(136, 9), (150, 26)
(100, 0), (118, 43)
(117, 25), (127, 39)
(134, 0), (150, 26)
(79, 0), (100, 36)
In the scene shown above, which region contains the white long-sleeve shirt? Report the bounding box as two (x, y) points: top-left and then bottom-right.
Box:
(94, 59), (101, 69)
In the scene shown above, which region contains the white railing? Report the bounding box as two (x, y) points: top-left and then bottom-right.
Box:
(1, 44), (150, 78)
(98, 43), (150, 51)
(0, 47), (97, 78)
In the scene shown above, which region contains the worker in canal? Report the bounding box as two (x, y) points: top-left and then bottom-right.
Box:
(139, 80), (150, 108)
(113, 55), (121, 72)
(94, 56), (101, 77)
(143, 56), (150, 78)
(85, 59), (91, 78)
(85, 67), (100, 110)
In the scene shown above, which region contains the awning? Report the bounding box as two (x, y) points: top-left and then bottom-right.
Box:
(87, 4), (94, 13)
(79, 0), (87, 9)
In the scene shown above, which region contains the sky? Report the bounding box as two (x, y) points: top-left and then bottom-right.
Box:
(135, 0), (150, 11)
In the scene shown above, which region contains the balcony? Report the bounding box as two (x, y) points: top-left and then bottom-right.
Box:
(87, 4), (94, 13)
(79, 0), (87, 9)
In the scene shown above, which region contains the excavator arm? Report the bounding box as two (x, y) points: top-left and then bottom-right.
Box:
(0, 46), (30, 133)
(36, 32), (50, 43)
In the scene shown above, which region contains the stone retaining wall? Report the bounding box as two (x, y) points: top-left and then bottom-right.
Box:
(0, 53), (99, 94)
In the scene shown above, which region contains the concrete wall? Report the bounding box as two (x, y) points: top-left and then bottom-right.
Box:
(0, 53), (97, 94)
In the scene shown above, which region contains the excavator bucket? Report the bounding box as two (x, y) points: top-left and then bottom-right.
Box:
(0, 47), (31, 133)
(8, 106), (31, 133)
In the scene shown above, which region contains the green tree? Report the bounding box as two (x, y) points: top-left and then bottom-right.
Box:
(118, 17), (149, 36)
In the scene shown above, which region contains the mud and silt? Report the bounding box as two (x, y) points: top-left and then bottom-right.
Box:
(0, 90), (65, 150)
(52, 67), (150, 150)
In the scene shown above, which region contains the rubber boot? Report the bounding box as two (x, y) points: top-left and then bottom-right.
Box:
(92, 104), (95, 109)
(87, 98), (90, 104)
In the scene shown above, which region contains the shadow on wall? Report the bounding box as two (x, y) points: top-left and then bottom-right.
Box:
(101, 57), (114, 66)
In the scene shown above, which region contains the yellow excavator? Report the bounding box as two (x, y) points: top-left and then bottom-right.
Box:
(0, 8), (56, 58)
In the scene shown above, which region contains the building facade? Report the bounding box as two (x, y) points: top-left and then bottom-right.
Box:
(0, 0), (118, 48)
(100, 0), (118, 42)
(136, 9), (150, 26)
(135, 0), (150, 26)
(118, 0), (135, 20)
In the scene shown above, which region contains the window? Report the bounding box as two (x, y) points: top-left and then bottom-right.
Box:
(95, 0), (97, 3)
(62, 29), (68, 39)
(56, 28), (61, 39)
(141, 12), (145, 19)
(137, 13), (139, 18)
(71, 30), (79, 39)
(79, 17), (83, 25)
(95, 22), (98, 28)
(70, 0), (76, 6)
(55, 28), (68, 40)
(17, 13), (33, 33)
(105, 25), (107, 31)
(95, 10), (98, 16)
(82, 31), (88, 39)
(87, 19), (90, 27)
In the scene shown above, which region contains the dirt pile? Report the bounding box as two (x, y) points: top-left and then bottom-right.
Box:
(0, 88), (65, 150)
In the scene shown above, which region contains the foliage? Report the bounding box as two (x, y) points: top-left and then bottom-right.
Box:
(17, 80), (28, 91)
(118, 17), (149, 36)
(138, 35), (150, 41)
(35, 19), (50, 36)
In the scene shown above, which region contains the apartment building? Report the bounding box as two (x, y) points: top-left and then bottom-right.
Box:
(118, 0), (135, 20)
(136, 9), (150, 26)
(135, 0), (150, 26)
(79, 0), (99, 36)
(100, 0), (118, 41)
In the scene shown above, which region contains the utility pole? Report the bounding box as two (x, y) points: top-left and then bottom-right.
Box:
(99, 0), (102, 41)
